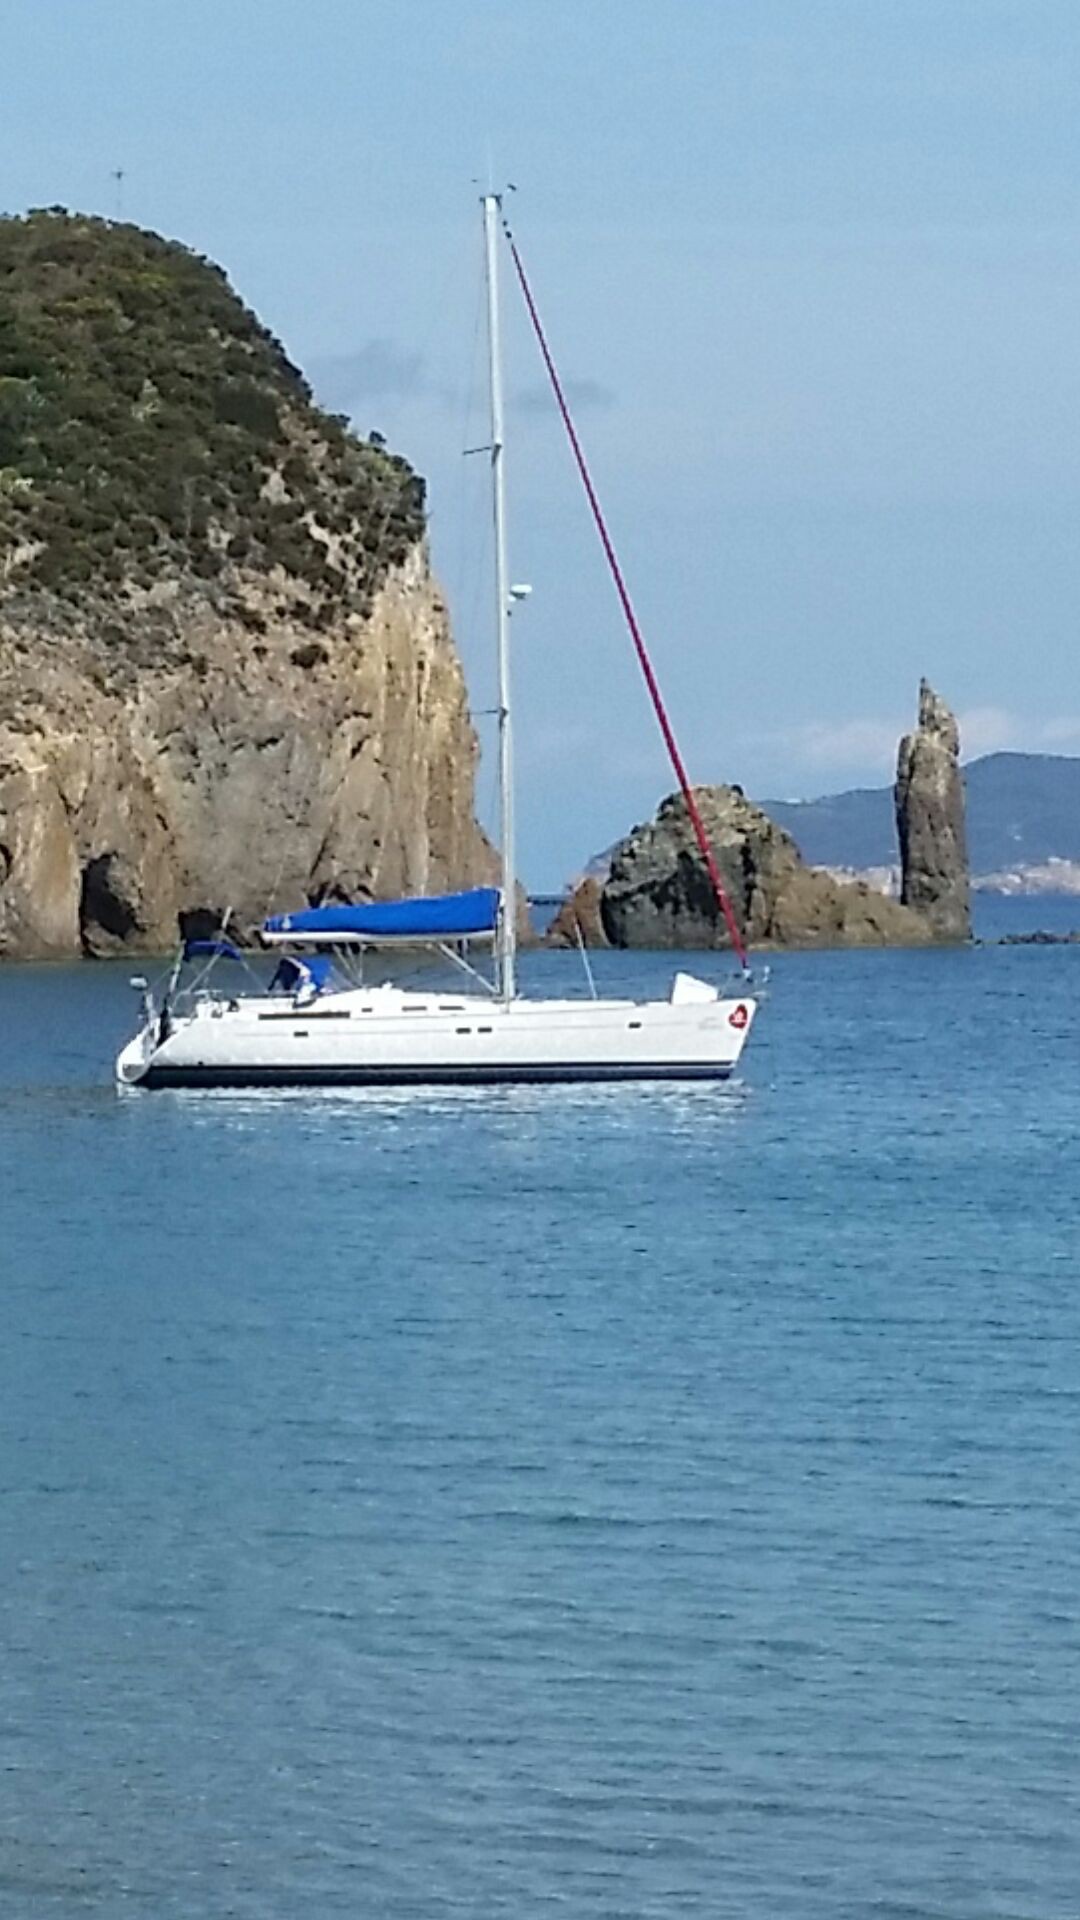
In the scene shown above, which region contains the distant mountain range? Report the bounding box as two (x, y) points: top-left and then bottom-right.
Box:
(761, 752), (1080, 887)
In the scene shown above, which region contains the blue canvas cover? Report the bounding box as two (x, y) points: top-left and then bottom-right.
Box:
(263, 887), (501, 942)
(183, 938), (244, 962)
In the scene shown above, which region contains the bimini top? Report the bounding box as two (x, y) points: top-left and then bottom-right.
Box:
(183, 938), (244, 963)
(262, 887), (501, 946)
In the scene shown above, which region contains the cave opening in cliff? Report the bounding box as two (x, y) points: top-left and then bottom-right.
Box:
(79, 853), (139, 953)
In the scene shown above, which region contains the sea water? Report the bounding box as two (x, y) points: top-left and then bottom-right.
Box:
(1, 926), (1078, 1918)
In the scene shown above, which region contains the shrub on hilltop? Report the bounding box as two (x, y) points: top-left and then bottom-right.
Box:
(0, 208), (424, 621)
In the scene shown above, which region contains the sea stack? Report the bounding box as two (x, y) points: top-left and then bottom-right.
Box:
(895, 680), (971, 942)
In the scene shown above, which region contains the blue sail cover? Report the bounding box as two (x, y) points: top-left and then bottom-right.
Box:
(263, 887), (501, 942)
(183, 938), (244, 962)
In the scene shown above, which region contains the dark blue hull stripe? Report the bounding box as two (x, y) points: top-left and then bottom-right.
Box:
(141, 1060), (736, 1089)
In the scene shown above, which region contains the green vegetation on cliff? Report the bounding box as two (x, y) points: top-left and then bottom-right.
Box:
(0, 208), (424, 618)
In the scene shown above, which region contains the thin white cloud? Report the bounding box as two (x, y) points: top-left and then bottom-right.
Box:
(958, 708), (1080, 756)
(1041, 716), (1080, 747)
(953, 705), (1020, 757)
(791, 717), (904, 769)
(518, 720), (656, 786)
(742, 707), (1080, 792)
(743, 716), (904, 776)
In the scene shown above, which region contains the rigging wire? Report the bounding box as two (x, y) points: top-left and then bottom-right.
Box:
(499, 209), (750, 975)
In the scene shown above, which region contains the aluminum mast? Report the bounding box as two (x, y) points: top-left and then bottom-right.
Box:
(482, 192), (516, 1001)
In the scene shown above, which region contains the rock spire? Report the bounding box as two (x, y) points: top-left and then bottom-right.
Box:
(894, 680), (971, 942)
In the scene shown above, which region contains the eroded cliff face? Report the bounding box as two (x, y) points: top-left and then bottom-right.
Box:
(895, 680), (971, 942)
(600, 786), (933, 950)
(0, 547), (494, 957)
(0, 211), (495, 959)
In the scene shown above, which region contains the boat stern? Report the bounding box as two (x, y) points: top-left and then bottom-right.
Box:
(115, 1024), (158, 1088)
(115, 975), (162, 1088)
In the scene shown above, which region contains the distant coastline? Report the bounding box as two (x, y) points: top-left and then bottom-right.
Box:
(761, 751), (1080, 887)
(821, 858), (1080, 899)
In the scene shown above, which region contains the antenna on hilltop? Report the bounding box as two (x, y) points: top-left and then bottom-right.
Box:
(111, 168), (125, 219)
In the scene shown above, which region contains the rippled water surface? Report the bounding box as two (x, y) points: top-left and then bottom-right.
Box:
(2, 937), (1079, 1918)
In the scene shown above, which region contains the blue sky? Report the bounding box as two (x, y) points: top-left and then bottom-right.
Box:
(7, 0), (1080, 882)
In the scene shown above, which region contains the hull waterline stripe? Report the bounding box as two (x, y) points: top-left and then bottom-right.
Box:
(137, 1061), (737, 1090)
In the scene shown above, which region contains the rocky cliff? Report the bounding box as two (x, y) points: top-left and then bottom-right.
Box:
(895, 680), (971, 941)
(0, 211), (492, 957)
(545, 875), (609, 949)
(600, 786), (933, 950)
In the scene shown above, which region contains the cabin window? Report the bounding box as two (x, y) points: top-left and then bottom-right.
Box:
(628, 1020), (642, 1030)
(257, 1009), (350, 1022)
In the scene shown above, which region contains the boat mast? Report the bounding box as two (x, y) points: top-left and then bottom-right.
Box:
(482, 192), (516, 1002)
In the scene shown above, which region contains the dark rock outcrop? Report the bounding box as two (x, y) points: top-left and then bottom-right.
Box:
(601, 786), (932, 950)
(895, 680), (971, 942)
(545, 875), (609, 949)
(997, 929), (1080, 945)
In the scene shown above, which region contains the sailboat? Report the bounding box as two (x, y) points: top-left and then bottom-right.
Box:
(115, 198), (758, 1090)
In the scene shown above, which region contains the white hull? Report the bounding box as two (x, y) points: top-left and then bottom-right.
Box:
(116, 978), (756, 1089)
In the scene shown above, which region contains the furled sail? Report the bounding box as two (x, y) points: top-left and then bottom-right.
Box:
(262, 888), (501, 944)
